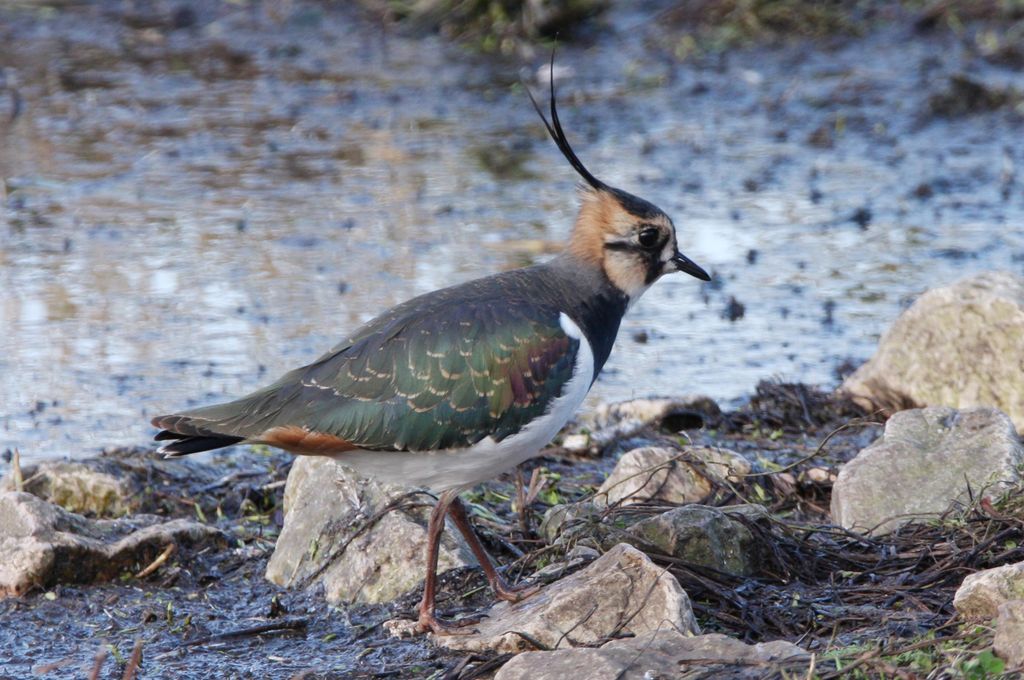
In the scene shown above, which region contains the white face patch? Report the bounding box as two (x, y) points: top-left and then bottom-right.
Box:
(659, 236), (681, 275)
(602, 223), (681, 303)
(659, 239), (676, 271)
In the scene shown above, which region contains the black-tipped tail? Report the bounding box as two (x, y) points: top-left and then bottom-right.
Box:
(156, 433), (245, 458)
(152, 413), (245, 457)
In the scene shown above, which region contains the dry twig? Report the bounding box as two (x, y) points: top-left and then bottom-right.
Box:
(136, 543), (176, 578)
(180, 617), (309, 647)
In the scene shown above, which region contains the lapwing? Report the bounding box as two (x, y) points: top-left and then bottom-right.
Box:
(151, 68), (710, 635)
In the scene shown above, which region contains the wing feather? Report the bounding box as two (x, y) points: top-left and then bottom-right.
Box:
(155, 284), (581, 453)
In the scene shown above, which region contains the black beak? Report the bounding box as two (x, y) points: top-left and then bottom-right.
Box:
(672, 251), (711, 281)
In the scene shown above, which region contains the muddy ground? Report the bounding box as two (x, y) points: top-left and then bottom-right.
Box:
(0, 382), (875, 679)
(5, 382), (1024, 679)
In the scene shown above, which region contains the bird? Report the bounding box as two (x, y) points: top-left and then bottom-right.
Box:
(150, 65), (710, 635)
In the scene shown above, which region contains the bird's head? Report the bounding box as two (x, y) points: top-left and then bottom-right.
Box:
(528, 65), (710, 301)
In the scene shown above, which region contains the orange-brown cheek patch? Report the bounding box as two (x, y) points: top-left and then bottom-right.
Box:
(568, 190), (617, 265)
(259, 425), (359, 454)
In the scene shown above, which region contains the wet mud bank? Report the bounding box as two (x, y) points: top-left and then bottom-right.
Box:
(6, 375), (1024, 678)
(0, 383), (867, 679)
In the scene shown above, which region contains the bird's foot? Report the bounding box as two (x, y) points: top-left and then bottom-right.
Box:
(415, 611), (481, 636)
(492, 578), (540, 604)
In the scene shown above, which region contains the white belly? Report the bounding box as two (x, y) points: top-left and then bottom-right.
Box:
(330, 313), (595, 492)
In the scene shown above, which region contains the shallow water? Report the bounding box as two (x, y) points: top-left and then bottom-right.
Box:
(2, 3), (1023, 462)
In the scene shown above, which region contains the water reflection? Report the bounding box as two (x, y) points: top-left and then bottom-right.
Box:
(1, 4), (1023, 461)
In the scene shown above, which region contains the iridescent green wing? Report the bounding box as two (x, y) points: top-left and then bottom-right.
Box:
(295, 300), (579, 450)
(178, 292), (580, 451)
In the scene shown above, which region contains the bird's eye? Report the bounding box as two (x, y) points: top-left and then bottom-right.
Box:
(638, 227), (659, 249)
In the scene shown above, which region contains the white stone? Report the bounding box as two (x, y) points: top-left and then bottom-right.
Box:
(805, 467), (836, 484)
(559, 433), (591, 452)
(494, 629), (809, 680)
(831, 407), (1023, 535)
(0, 461), (131, 516)
(842, 271), (1024, 431)
(954, 562), (1024, 619)
(593, 396), (721, 430)
(594, 445), (751, 508)
(265, 456), (472, 605)
(0, 492), (222, 596)
(432, 543), (699, 653)
(560, 396), (721, 455)
(994, 600), (1024, 669)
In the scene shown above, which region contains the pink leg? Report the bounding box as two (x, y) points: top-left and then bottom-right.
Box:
(415, 490), (479, 635)
(448, 497), (539, 603)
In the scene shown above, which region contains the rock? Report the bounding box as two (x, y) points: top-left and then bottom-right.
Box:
(594, 446), (751, 508)
(563, 396), (720, 455)
(928, 74), (1020, 118)
(558, 433), (590, 452)
(805, 466), (837, 484)
(721, 503), (772, 522)
(541, 502), (765, 574)
(0, 491), (224, 596)
(594, 396), (722, 430)
(494, 629), (810, 680)
(0, 450), (229, 518)
(540, 501), (626, 552)
(0, 460), (133, 516)
(432, 543), (699, 653)
(831, 407), (1023, 535)
(265, 456), (472, 605)
(623, 505), (758, 576)
(954, 562), (1024, 619)
(538, 501), (602, 544)
(532, 545), (600, 581)
(841, 271), (1024, 431)
(994, 600), (1024, 668)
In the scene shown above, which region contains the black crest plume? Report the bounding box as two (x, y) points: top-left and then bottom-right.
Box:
(526, 53), (606, 191)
